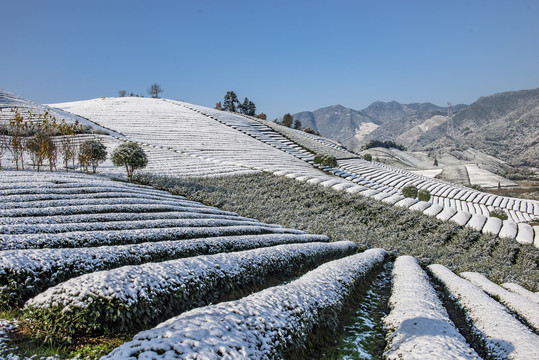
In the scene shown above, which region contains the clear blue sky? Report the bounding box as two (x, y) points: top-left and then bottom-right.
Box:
(2, 0), (539, 119)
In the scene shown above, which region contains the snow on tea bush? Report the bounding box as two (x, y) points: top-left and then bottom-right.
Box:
(0, 222), (305, 250)
(103, 248), (388, 360)
(429, 264), (539, 359)
(384, 256), (479, 359)
(461, 272), (539, 331)
(0, 233), (329, 308)
(24, 241), (357, 340)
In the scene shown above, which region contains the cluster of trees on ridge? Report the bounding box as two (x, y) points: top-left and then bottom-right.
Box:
(0, 109), (147, 182)
(361, 139), (406, 151)
(118, 83), (164, 99)
(274, 113), (320, 136)
(215, 91), (261, 117)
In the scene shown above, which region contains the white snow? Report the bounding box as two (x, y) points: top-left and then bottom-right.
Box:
(384, 256), (480, 359)
(103, 249), (388, 359)
(25, 241), (358, 325)
(461, 272), (539, 331)
(502, 283), (539, 304)
(429, 264), (539, 359)
(0, 233), (329, 306)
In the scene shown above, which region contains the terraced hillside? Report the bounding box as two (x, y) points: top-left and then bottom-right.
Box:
(0, 89), (121, 137)
(1, 171), (539, 358)
(48, 97), (539, 247)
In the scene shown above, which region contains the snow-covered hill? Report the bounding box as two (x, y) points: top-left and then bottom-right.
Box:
(47, 96), (539, 246)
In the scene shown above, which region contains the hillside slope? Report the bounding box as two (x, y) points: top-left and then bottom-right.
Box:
(0, 89), (121, 137)
(293, 102), (464, 152)
(412, 88), (539, 167)
(293, 105), (376, 149)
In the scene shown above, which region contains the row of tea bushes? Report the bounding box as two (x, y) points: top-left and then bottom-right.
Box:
(24, 241), (358, 341)
(383, 256), (480, 359)
(0, 233), (329, 308)
(429, 264), (539, 358)
(0, 223), (305, 250)
(103, 248), (389, 359)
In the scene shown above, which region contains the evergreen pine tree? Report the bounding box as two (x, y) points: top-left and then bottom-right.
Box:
(223, 91), (240, 112)
(282, 113), (293, 127)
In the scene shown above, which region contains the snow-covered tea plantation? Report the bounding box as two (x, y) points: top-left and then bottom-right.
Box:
(1, 92), (539, 358)
(50, 96), (539, 245)
(1, 171), (539, 359)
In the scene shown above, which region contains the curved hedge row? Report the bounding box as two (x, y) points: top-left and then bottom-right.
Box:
(0, 233), (329, 308)
(104, 248), (389, 360)
(0, 224), (305, 250)
(24, 241), (357, 342)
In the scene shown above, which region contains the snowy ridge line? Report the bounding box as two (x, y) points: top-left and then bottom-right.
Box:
(502, 283), (539, 304)
(0, 202), (239, 218)
(461, 272), (539, 331)
(103, 248), (388, 360)
(0, 195), (206, 210)
(0, 212), (263, 234)
(338, 159), (538, 220)
(0, 223), (304, 250)
(259, 118), (354, 159)
(0, 183), (184, 201)
(51, 97), (319, 177)
(0, 233), (329, 308)
(0, 195), (209, 210)
(0, 190), (190, 204)
(383, 256), (480, 359)
(428, 264), (539, 359)
(176, 101), (316, 163)
(25, 241), (358, 337)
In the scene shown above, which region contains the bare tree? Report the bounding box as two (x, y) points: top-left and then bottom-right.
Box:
(0, 132), (8, 169)
(118, 89), (127, 97)
(8, 109), (28, 170)
(147, 83), (163, 98)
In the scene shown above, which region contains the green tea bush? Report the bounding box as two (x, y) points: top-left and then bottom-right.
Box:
(135, 172), (539, 291)
(489, 208), (508, 221)
(417, 189), (431, 202)
(24, 242), (356, 341)
(313, 154), (338, 167)
(402, 185), (418, 199)
(363, 153), (373, 161)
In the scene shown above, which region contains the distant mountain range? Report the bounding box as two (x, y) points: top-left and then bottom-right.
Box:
(293, 88), (539, 167)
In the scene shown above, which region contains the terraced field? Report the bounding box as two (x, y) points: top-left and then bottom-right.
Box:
(48, 97), (539, 246)
(1, 93), (538, 357)
(1, 171), (538, 359)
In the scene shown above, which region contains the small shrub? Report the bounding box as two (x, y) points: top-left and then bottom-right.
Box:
(313, 154), (338, 168)
(417, 189), (431, 202)
(363, 153), (373, 161)
(402, 185), (418, 198)
(489, 208), (508, 220)
(469, 184), (484, 192)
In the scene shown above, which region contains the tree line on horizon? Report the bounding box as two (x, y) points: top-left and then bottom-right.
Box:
(118, 83), (164, 99)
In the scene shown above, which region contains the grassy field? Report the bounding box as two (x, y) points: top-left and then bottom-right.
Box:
(137, 172), (539, 290)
